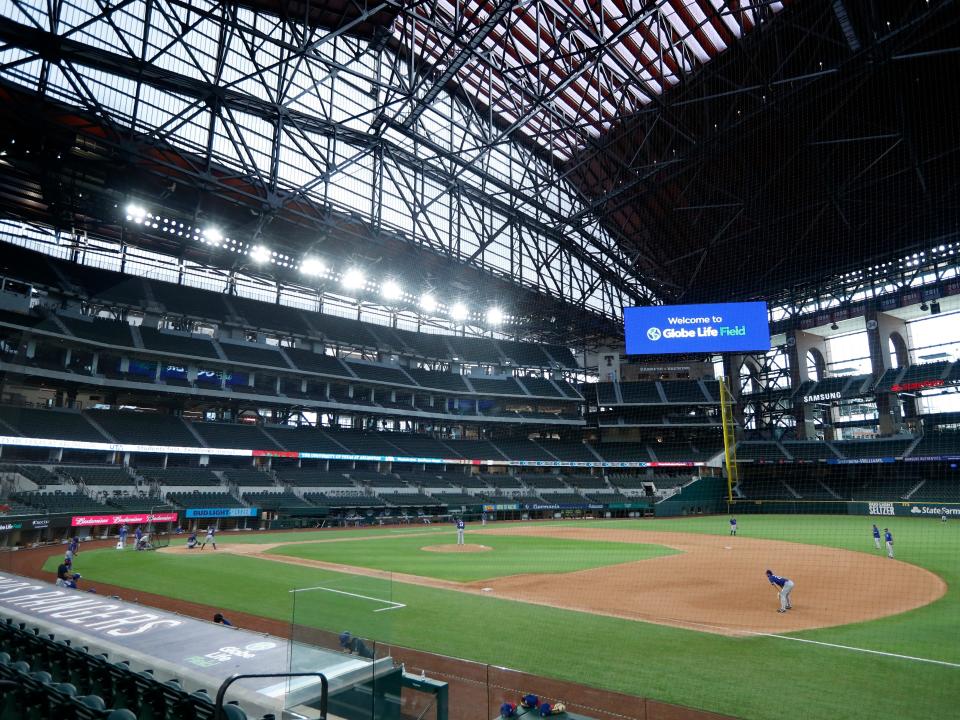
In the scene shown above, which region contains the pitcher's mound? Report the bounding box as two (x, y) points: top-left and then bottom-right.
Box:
(421, 544), (492, 553)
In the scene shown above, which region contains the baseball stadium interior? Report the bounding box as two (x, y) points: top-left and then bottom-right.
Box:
(0, 0), (958, 719)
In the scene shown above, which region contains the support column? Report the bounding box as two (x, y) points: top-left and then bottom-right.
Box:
(721, 354), (746, 435)
(786, 330), (828, 440)
(865, 309), (908, 435)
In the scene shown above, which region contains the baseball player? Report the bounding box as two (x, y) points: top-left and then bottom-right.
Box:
(201, 525), (217, 550)
(943, 511), (948, 524)
(481, 511), (488, 527)
(766, 569), (794, 612)
(134, 526), (143, 549)
(884, 528), (894, 558)
(118, 523), (128, 548)
(456, 517), (465, 545)
(872, 524), (881, 550)
(68, 536), (80, 556)
(186, 531), (199, 549)
(729, 517), (738, 536)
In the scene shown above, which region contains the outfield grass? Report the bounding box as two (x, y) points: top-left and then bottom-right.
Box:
(44, 515), (960, 720)
(268, 533), (677, 581)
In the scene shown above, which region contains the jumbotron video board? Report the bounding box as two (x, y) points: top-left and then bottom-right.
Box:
(624, 302), (771, 355)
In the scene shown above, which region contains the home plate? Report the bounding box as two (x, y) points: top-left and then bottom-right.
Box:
(724, 546), (732, 550)
(482, 587), (493, 592)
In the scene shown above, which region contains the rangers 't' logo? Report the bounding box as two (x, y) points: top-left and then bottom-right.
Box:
(646, 327), (662, 341)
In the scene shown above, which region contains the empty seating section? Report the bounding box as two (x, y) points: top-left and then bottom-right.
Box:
(619, 382), (662, 404)
(141, 468), (220, 486)
(382, 434), (457, 458)
(59, 316), (133, 347)
(277, 469), (355, 487)
(218, 342), (289, 368)
(192, 422), (279, 450)
(736, 475), (795, 499)
(165, 491), (244, 508)
(597, 443), (651, 461)
(785, 476), (836, 499)
(151, 280), (231, 317)
(346, 362), (411, 385)
(518, 377), (563, 397)
(498, 340), (551, 366)
(488, 475), (521, 488)
(595, 383), (618, 404)
(0, 464), (59, 485)
(467, 376), (524, 395)
(106, 496), (175, 512)
(0, 616), (276, 720)
(520, 475), (566, 488)
(406, 368), (469, 392)
(448, 336), (502, 364)
(359, 475), (407, 488)
(736, 442), (787, 461)
(242, 491), (311, 509)
(833, 440), (911, 458)
(12, 491), (104, 514)
(492, 439), (552, 460)
(911, 431), (960, 456)
(911, 477), (960, 501)
(223, 469), (275, 487)
(309, 313), (379, 347)
(87, 411), (201, 447)
(545, 345), (578, 368)
(782, 441), (837, 460)
(443, 439), (505, 459)
(284, 348), (350, 377)
(262, 427), (346, 453)
(564, 475), (607, 489)
(380, 492), (440, 506)
(139, 327), (220, 358)
(587, 491), (632, 503)
(848, 475), (920, 501)
(535, 440), (597, 461)
(660, 381), (709, 403)
(230, 296), (312, 335)
(430, 492), (478, 504)
(897, 361), (951, 384)
(58, 466), (132, 486)
(0, 406), (106, 442)
(461, 476), (492, 488)
(304, 494), (386, 507)
(650, 474), (687, 489)
(541, 493), (587, 504)
(608, 475), (646, 489)
(874, 368), (903, 392)
(554, 380), (583, 398)
(326, 430), (402, 455)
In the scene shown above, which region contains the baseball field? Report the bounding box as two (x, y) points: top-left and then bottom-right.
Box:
(42, 515), (959, 720)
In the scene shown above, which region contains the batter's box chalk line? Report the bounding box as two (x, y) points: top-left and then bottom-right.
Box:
(289, 585), (406, 612)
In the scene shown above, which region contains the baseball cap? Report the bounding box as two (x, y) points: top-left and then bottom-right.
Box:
(765, 569), (772, 575)
(339, 631), (352, 646)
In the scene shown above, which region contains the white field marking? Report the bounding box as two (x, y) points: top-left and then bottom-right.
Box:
(672, 618), (960, 668)
(289, 585), (406, 612)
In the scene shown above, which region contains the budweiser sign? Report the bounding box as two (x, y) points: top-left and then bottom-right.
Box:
(71, 513), (178, 527)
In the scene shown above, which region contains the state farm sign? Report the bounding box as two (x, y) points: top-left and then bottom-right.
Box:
(71, 513), (178, 527)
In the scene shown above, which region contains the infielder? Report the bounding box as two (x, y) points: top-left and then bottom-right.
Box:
(134, 526), (143, 549)
(766, 569), (794, 612)
(884, 528), (894, 558)
(729, 517), (737, 536)
(118, 523), (128, 548)
(456, 517), (465, 545)
(872, 524), (881, 550)
(201, 525), (217, 551)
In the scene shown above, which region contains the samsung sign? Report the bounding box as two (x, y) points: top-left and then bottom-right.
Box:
(624, 302), (770, 355)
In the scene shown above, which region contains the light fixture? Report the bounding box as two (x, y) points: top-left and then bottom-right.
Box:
(249, 245), (271, 264)
(920, 302), (929, 311)
(486, 307), (505, 326)
(300, 257), (325, 276)
(420, 293), (437, 313)
(125, 204), (146, 223)
(202, 227), (223, 245)
(381, 279), (403, 301)
(450, 302), (469, 322)
(830, 322), (839, 330)
(341, 268), (365, 290)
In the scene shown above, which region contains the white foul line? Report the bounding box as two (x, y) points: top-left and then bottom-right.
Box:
(289, 585), (405, 612)
(669, 618), (960, 668)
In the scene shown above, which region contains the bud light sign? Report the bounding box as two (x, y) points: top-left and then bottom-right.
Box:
(624, 302), (770, 355)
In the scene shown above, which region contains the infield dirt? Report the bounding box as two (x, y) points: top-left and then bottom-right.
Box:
(160, 525), (945, 636)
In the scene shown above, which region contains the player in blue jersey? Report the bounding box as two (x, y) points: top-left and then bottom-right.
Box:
(118, 523), (128, 549)
(201, 525), (217, 550)
(456, 517), (465, 545)
(766, 569), (794, 612)
(884, 528), (894, 558)
(68, 536), (80, 556)
(134, 526), (143, 549)
(872, 524), (881, 550)
(729, 518), (737, 536)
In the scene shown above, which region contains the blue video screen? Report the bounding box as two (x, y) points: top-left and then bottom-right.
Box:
(624, 302), (770, 355)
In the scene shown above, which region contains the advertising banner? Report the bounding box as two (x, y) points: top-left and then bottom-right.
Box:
(185, 508), (259, 519)
(849, 502), (959, 517)
(624, 301), (770, 355)
(71, 512), (178, 527)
